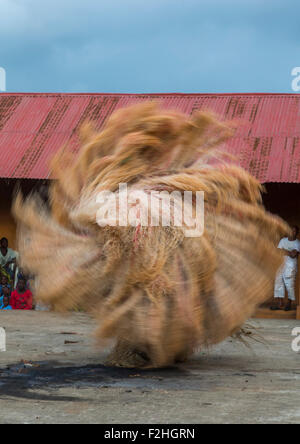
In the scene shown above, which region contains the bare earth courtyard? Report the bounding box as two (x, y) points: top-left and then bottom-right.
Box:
(0, 311), (299, 424)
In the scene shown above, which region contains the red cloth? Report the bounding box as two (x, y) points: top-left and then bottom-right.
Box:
(10, 289), (33, 310)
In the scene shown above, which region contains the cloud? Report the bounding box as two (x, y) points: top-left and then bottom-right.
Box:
(0, 0), (299, 92)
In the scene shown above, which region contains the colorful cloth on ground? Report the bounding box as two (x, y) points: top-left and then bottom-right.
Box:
(0, 304), (12, 310)
(10, 289), (33, 310)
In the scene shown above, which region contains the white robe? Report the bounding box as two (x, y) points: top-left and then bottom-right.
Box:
(0, 247), (18, 267)
(274, 237), (300, 301)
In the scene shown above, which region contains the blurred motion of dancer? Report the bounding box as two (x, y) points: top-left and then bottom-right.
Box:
(14, 103), (288, 368)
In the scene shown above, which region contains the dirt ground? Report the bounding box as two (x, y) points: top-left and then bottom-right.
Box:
(0, 311), (299, 424)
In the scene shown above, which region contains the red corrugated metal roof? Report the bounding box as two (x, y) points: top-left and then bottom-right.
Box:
(0, 92), (300, 182)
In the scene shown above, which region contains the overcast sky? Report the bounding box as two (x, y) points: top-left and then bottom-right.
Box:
(0, 0), (300, 93)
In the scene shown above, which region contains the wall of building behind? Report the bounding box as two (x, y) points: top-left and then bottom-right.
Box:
(0, 179), (49, 249)
(0, 179), (17, 248)
(0, 179), (299, 306)
(1, 179), (299, 246)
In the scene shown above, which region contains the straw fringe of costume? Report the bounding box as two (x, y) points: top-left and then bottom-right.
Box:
(13, 102), (287, 368)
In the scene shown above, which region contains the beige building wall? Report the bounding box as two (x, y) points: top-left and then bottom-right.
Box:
(0, 179), (299, 311)
(0, 181), (17, 248)
(0, 179), (48, 250)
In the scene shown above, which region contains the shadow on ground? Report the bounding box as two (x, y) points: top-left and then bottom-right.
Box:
(0, 361), (190, 402)
(0, 352), (264, 403)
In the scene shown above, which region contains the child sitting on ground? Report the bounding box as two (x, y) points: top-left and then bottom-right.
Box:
(0, 275), (11, 296)
(0, 294), (12, 310)
(10, 279), (33, 310)
(0, 286), (10, 306)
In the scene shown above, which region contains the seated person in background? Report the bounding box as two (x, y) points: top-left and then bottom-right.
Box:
(0, 286), (11, 306)
(16, 269), (30, 289)
(11, 279), (33, 310)
(0, 275), (11, 295)
(0, 237), (18, 285)
(0, 294), (12, 310)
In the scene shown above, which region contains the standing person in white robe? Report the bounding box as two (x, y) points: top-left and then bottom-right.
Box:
(272, 225), (300, 311)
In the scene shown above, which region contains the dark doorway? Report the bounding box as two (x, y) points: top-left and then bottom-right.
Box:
(259, 183), (300, 317)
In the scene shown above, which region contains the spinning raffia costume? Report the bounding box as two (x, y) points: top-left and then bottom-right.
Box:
(14, 103), (287, 368)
